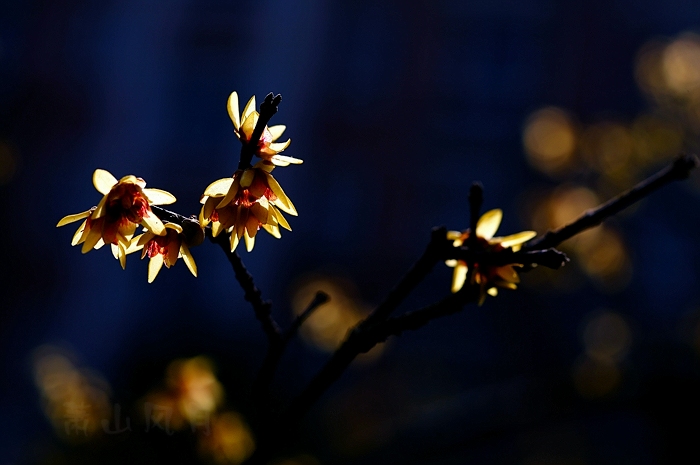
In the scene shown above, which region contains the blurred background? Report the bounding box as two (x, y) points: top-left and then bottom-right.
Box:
(2, 0), (700, 463)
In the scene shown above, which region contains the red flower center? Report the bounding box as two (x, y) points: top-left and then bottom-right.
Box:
(106, 183), (151, 224)
(146, 234), (170, 258)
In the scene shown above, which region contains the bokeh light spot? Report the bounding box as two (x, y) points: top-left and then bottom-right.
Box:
(523, 107), (578, 175)
(662, 33), (700, 96)
(32, 345), (112, 442)
(583, 311), (632, 363)
(198, 412), (256, 464)
(292, 276), (384, 361)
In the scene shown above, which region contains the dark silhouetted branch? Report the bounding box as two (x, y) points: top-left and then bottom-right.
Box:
(239, 92), (282, 170)
(524, 153), (699, 251)
(209, 233), (281, 343)
(252, 291), (330, 405)
(151, 205), (282, 343)
(361, 227), (452, 327)
(450, 248), (569, 269)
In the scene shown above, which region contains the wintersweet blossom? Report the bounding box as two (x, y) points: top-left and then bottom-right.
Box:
(227, 91), (303, 167)
(133, 223), (198, 283)
(446, 209), (536, 304)
(56, 169), (176, 268)
(199, 161), (296, 252)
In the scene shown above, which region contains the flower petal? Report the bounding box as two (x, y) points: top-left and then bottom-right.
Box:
(203, 178), (234, 197)
(148, 254), (164, 283)
(164, 222), (183, 234)
(268, 140), (291, 153)
(57, 210), (91, 227)
(143, 188), (177, 205)
(141, 211), (165, 236)
(446, 230), (464, 241)
(180, 243), (197, 277)
(167, 238), (179, 266)
(216, 177), (241, 209)
(91, 195), (108, 219)
(476, 209), (502, 240)
(230, 230), (240, 252)
(118, 242), (127, 269)
(264, 173), (297, 215)
(262, 224), (281, 238)
(451, 263), (468, 293)
(243, 230), (255, 252)
(227, 91), (240, 129)
(267, 125), (286, 141)
(272, 208), (291, 231)
(136, 232), (154, 246)
(71, 220), (88, 245)
(241, 111), (259, 140)
(271, 154), (303, 166)
(496, 266), (520, 283)
(81, 225), (103, 253)
(92, 169), (117, 195)
(497, 231), (537, 249)
(242, 95), (256, 124)
(239, 169), (255, 188)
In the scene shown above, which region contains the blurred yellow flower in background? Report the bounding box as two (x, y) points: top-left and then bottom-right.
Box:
(227, 91), (303, 167)
(446, 209), (536, 304)
(56, 169), (176, 268)
(200, 162), (297, 252)
(134, 223), (198, 283)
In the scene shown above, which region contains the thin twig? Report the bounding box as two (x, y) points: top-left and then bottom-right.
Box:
(523, 153), (698, 251)
(210, 233), (282, 343)
(151, 205), (282, 343)
(283, 291), (330, 343)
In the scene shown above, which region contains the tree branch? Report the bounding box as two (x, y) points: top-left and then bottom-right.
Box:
(523, 153), (698, 251)
(252, 291), (330, 405)
(210, 233), (282, 343)
(361, 227), (452, 328)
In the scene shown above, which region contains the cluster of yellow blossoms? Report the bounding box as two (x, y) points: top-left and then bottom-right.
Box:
(445, 209), (536, 304)
(199, 92), (301, 252)
(58, 90), (534, 303)
(57, 91), (301, 282)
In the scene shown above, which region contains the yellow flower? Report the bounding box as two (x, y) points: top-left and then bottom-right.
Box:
(199, 161), (296, 252)
(446, 209), (536, 304)
(134, 223), (197, 283)
(56, 169), (176, 268)
(227, 91), (303, 167)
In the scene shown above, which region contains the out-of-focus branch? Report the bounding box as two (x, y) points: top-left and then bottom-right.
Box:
(283, 291), (330, 343)
(523, 153), (699, 251)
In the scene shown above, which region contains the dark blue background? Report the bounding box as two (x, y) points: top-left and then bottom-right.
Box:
(2, 0), (700, 463)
